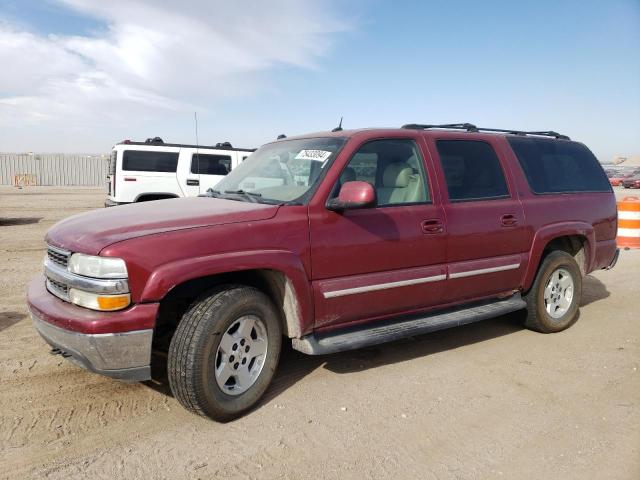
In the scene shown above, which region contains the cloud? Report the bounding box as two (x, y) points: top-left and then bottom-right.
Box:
(0, 0), (348, 148)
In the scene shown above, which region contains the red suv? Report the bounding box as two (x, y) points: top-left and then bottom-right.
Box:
(27, 123), (619, 420)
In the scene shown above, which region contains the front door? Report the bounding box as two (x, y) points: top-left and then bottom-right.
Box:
(309, 137), (448, 329)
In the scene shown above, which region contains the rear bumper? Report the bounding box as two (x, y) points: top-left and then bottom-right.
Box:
(27, 276), (157, 381)
(604, 248), (620, 270)
(104, 198), (131, 207)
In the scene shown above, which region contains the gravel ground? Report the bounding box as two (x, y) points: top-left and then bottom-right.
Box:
(1, 185), (638, 480)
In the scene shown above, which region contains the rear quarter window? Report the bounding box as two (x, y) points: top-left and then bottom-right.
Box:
(508, 137), (611, 193)
(122, 150), (179, 173)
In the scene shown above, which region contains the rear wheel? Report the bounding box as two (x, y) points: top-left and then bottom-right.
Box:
(523, 250), (582, 333)
(168, 285), (282, 421)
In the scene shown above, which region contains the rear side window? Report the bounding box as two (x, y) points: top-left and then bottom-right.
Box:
(191, 154), (232, 175)
(508, 137), (611, 193)
(436, 140), (509, 201)
(122, 150), (178, 172)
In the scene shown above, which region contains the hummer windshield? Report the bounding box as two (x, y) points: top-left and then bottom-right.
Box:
(213, 137), (347, 204)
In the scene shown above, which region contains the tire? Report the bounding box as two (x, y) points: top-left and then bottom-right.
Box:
(522, 250), (582, 333)
(168, 285), (282, 421)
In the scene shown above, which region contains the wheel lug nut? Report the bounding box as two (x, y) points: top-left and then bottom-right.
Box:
(245, 346), (250, 352)
(242, 358), (247, 365)
(234, 362), (239, 369)
(229, 355), (234, 362)
(232, 343), (237, 351)
(240, 339), (246, 346)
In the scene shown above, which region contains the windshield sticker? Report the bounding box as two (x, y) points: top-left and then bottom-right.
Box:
(295, 150), (333, 162)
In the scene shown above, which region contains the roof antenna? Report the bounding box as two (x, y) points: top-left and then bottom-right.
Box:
(194, 112), (200, 191)
(331, 116), (343, 132)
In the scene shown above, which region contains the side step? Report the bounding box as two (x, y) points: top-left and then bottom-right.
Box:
(292, 294), (526, 355)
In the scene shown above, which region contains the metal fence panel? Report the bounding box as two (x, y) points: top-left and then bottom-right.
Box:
(0, 154), (108, 186)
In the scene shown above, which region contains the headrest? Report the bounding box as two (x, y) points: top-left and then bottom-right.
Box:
(340, 166), (356, 183)
(383, 162), (413, 188)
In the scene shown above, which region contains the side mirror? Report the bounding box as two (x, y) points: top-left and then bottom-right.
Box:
(326, 181), (377, 212)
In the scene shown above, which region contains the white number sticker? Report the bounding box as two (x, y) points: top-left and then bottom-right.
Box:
(295, 149), (333, 162)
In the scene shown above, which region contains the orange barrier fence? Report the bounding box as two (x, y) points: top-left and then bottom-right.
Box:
(617, 196), (640, 249)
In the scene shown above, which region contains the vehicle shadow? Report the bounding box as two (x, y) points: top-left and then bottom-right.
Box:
(261, 312), (524, 404)
(581, 275), (610, 307)
(144, 312), (524, 403)
(0, 311), (27, 332)
(0, 217), (42, 226)
(144, 277), (610, 410)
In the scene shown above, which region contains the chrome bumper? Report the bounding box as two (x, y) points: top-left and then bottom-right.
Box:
(31, 309), (152, 381)
(605, 248), (620, 270)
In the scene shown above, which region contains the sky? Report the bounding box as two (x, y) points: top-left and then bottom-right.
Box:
(0, 0), (638, 161)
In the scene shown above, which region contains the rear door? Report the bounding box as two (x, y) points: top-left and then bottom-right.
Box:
(426, 136), (528, 303)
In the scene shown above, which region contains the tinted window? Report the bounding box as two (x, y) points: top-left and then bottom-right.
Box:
(334, 139), (430, 206)
(437, 140), (509, 201)
(122, 150), (178, 172)
(191, 153), (232, 175)
(508, 137), (611, 193)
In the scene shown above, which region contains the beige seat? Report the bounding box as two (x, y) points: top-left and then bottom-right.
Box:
(377, 162), (425, 205)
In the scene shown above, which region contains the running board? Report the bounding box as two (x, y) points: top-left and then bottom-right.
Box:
(292, 294), (526, 355)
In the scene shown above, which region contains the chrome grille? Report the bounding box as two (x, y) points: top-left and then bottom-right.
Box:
(47, 246), (70, 268)
(46, 278), (70, 301)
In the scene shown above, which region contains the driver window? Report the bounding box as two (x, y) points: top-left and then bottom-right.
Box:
(333, 139), (430, 206)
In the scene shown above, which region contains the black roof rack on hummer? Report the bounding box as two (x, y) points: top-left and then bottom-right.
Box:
(119, 139), (255, 152)
(401, 123), (570, 140)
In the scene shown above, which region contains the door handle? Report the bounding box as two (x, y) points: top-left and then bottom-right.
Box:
(501, 214), (518, 227)
(186, 178), (200, 186)
(421, 219), (444, 234)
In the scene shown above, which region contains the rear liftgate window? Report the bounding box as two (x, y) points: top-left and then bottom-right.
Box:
(437, 140), (509, 201)
(122, 150), (179, 172)
(508, 137), (611, 193)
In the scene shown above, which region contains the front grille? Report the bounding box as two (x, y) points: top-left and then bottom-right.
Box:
(47, 246), (70, 268)
(46, 278), (69, 301)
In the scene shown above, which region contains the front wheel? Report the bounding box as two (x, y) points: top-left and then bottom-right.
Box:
(523, 250), (582, 333)
(168, 285), (282, 421)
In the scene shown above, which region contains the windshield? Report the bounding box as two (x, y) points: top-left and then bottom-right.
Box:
(214, 137), (347, 203)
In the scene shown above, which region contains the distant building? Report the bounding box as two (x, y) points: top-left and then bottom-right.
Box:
(611, 155), (640, 166)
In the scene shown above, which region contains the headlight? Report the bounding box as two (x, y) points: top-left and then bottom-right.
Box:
(68, 253), (128, 279)
(69, 289), (131, 311)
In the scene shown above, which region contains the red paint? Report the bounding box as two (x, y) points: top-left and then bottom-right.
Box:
(29, 128), (618, 337)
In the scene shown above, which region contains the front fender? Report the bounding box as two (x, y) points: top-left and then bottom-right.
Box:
(523, 222), (594, 291)
(140, 249), (314, 335)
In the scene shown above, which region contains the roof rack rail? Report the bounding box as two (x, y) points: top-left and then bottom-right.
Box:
(401, 123), (570, 140)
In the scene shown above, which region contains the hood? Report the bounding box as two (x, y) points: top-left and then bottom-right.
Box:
(46, 197), (280, 255)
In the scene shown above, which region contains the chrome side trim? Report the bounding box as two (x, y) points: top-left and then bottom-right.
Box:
(323, 274), (446, 299)
(449, 263), (520, 279)
(44, 258), (129, 294)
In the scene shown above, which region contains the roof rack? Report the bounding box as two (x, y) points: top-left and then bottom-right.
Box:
(401, 123), (570, 140)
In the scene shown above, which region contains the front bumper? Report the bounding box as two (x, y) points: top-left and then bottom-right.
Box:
(27, 277), (157, 381)
(31, 309), (152, 381)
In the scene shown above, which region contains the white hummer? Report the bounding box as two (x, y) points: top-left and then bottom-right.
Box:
(105, 138), (254, 206)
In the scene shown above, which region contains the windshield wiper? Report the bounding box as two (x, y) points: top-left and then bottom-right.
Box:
(223, 189), (263, 203)
(203, 188), (221, 197)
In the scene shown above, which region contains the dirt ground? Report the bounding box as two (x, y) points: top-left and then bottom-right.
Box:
(1, 186), (638, 480)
